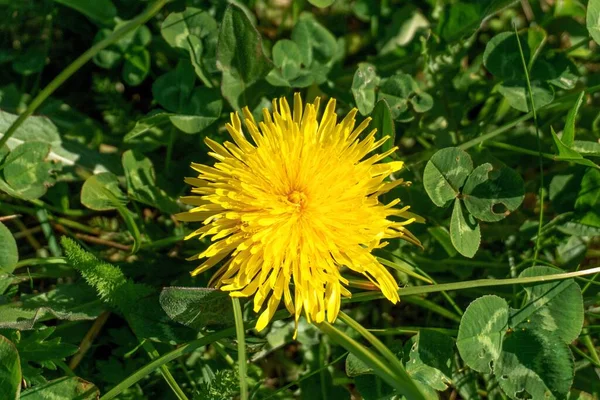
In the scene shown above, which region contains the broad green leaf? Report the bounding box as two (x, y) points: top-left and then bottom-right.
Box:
(80, 172), (128, 211)
(378, 73), (419, 121)
(161, 8), (218, 50)
(0, 110), (119, 174)
(456, 295), (509, 373)
(122, 150), (178, 214)
(12, 48), (45, 76)
(271, 40), (303, 81)
(291, 14), (338, 70)
(551, 127), (599, 169)
(0, 335), (20, 400)
(497, 80), (554, 113)
(405, 330), (454, 391)
(169, 87), (223, 134)
(450, 198), (480, 258)
(159, 287), (235, 330)
(0, 282), (105, 330)
(526, 26), (547, 68)
(352, 64), (379, 115)
(462, 163), (525, 222)
(20, 377), (99, 400)
(152, 59), (196, 113)
(575, 167), (600, 211)
(122, 47), (150, 86)
(562, 91), (585, 147)
(483, 32), (529, 80)
(54, 0), (117, 25)
(123, 112), (172, 144)
(2, 141), (60, 200)
(512, 266), (583, 344)
(92, 29), (122, 68)
(438, 0), (517, 42)
(587, 0), (600, 45)
(572, 140), (600, 157)
(423, 147), (473, 207)
(17, 327), (78, 363)
(217, 5), (272, 110)
(308, 0), (336, 7)
(495, 329), (574, 400)
(345, 352), (374, 377)
(370, 99), (395, 159)
(0, 222), (18, 273)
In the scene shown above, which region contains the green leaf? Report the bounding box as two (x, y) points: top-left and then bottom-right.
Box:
(423, 147), (473, 207)
(0, 335), (21, 400)
(562, 91), (585, 147)
(0, 110), (118, 175)
(438, 0), (517, 42)
(217, 4), (272, 110)
(497, 80), (554, 112)
(160, 8), (218, 50)
(122, 150), (179, 214)
(291, 14), (338, 70)
(378, 73), (432, 121)
(80, 172), (128, 211)
(123, 112), (172, 144)
(160, 287), (235, 331)
(152, 59), (196, 113)
(572, 140), (600, 157)
(551, 127), (599, 169)
(54, 0), (117, 26)
(462, 163), (525, 222)
(450, 198), (480, 258)
(427, 226), (457, 257)
(20, 377), (99, 400)
(346, 352), (374, 377)
(586, 0), (600, 45)
(2, 141), (61, 200)
(406, 330), (454, 391)
(456, 295), (509, 374)
(495, 329), (574, 400)
(0, 222), (18, 274)
(575, 166), (600, 211)
(483, 32), (529, 80)
(17, 327), (78, 363)
(512, 266), (583, 344)
(271, 39), (303, 81)
(12, 48), (45, 76)
(122, 47), (150, 86)
(352, 64), (379, 115)
(370, 99), (395, 159)
(308, 0), (336, 7)
(169, 87), (223, 134)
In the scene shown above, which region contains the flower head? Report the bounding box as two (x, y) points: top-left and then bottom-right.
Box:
(176, 94), (421, 333)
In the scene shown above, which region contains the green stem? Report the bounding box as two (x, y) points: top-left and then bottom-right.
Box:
(15, 256), (67, 269)
(318, 320), (425, 400)
(514, 25), (545, 263)
(346, 266), (600, 303)
(100, 327), (237, 400)
(338, 312), (409, 377)
(402, 296), (461, 323)
(232, 298), (248, 400)
(141, 341), (189, 400)
(0, 0), (168, 149)
(485, 141), (556, 160)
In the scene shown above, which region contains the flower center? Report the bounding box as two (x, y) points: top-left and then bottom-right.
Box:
(287, 190), (307, 208)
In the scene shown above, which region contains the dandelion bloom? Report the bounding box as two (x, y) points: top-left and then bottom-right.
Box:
(176, 94), (421, 333)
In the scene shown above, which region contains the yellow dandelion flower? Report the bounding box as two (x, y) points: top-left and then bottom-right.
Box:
(175, 93), (422, 334)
